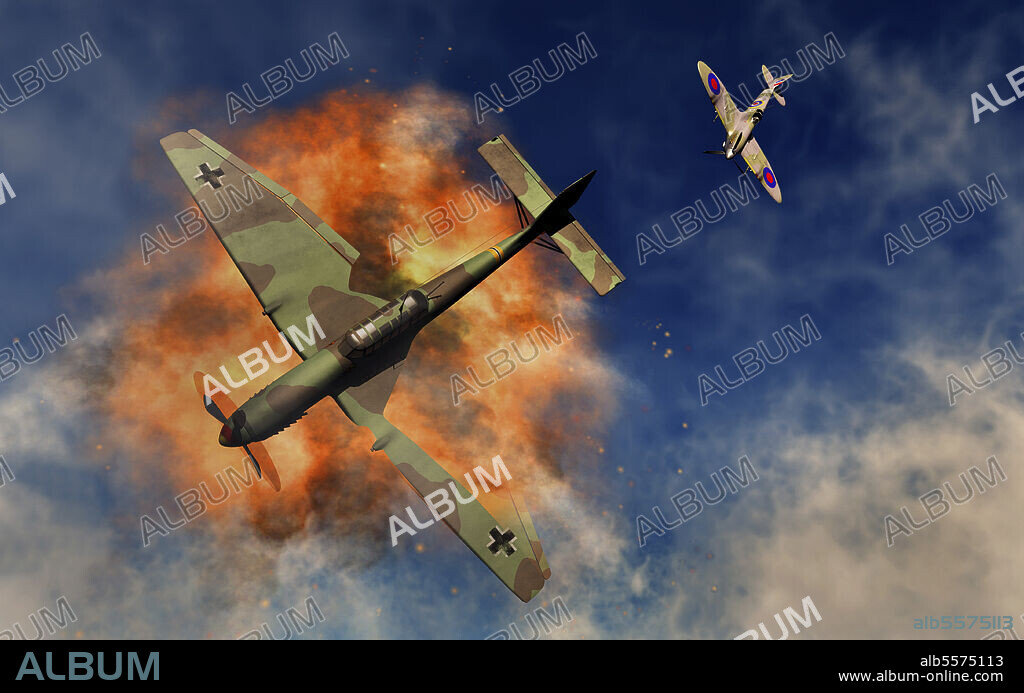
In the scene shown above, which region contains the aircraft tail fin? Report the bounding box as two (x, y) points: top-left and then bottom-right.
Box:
(531, 170), (595, 232)
(762, 65), (793, 106)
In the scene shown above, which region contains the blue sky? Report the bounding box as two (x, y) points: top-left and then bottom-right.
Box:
(2, 0), (1023, 639)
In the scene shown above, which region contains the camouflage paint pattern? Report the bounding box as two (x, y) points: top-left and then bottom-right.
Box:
(161, 130), (609, 601)
(336, 392), (547, 602)
(160, 129), (384, 361)
(478, 135), (625, 295)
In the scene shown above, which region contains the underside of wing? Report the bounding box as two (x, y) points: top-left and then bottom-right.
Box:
(697, 61), (738, 131)
(740, 137), (782, 203)
(334, 392), (549, 602)
(160, 130), (387, 358)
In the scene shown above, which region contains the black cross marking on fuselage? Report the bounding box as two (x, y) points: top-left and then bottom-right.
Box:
(487, 526), (517, 557)
(194, 162), (225, 189)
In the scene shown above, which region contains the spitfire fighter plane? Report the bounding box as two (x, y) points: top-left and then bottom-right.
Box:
(697, 62), (793, 203)
(161, 130), (624, 602)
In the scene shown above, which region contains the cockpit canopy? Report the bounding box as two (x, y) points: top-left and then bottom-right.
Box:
(344, 290), (429, 355)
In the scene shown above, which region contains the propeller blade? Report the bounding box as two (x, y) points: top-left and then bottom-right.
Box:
(193, 371), (234, 424)
(202, 394), (228, 424)
(192, 371), (282, 492)
(703, 150), (726, 156)
(244, 441), (281, 492)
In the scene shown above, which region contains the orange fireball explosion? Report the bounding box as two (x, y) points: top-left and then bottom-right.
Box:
(85, 85), (616, 564)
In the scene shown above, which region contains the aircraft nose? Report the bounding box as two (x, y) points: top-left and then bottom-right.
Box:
(725, 149), (735, 160)
(219, 422), (235, 447)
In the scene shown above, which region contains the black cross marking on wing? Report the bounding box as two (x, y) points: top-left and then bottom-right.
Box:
(194, 162), (226, 189)
(487, 526), (517, 557)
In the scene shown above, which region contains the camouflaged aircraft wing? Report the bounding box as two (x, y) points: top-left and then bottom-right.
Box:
(160, 130), (387, 358)
(740, 136), (782, 203)
(697, 61), (739, 132)
(478, 135), (624, 296)
(334, 391), (549, 602)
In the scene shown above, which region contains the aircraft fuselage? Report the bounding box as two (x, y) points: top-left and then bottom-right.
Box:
(218, 191), (580, 447)
(724, 87), (772, 159)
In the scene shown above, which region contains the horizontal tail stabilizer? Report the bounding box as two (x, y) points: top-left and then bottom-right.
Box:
(762, 65), (793, 106)
(478, 135), (625, 295)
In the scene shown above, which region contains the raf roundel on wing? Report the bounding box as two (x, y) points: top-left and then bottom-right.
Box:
(707, 73), (721, 94)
